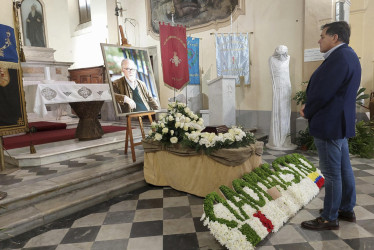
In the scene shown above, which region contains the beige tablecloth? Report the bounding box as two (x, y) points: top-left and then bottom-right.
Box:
(143, 141), (264, 197)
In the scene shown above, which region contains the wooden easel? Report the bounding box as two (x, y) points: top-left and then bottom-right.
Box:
(125, 111), (155, 162)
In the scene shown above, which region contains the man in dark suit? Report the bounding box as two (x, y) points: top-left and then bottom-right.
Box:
(300, 21), (361, 231)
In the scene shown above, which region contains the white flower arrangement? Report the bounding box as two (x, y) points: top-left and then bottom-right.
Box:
(201, 154), (324, 249)
(147, 102), (256, 153)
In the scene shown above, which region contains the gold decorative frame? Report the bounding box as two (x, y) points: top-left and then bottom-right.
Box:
(0, 4), (28, 137)
(146, 0), (245, 39)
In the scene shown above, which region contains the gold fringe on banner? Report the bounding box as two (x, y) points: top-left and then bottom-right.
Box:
(0, 61), (19, 69)
(13, 0), (25, 62)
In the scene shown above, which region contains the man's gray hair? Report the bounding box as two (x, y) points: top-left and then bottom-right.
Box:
(121, 58), (136, 67)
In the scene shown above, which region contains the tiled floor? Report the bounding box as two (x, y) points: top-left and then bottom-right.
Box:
(1, 147), (374, 249)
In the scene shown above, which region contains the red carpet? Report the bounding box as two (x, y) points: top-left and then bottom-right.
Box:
(3, 126), (126, 150)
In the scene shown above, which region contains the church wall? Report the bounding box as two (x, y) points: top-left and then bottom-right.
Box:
(0, 1), (304, 133)
(3, 1), (370, 133)
(120, 0), (304, 133)
(42, 0), (72, 62)
(304, 0), (374, 110)
(358, 1), (374, 99)
(66, 0), (110, 69)
(0, 3), (13, 27)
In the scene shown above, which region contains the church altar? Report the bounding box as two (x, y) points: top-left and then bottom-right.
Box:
(24, 83), (112, 117)
(24, 83), (112, 140)
(143, 141), (264, 197)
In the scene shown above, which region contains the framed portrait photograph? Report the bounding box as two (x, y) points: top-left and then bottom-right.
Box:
(20, 0), (47, 47)
(100, 43), (161, 117)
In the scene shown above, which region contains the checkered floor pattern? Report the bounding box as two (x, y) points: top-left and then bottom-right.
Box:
(1, 148), (374, 249)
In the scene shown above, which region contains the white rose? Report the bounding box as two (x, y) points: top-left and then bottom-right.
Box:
(185, 117), (191, 123)
(184, 107), (190, 113)
(168, 115), (174, 121)
(183, 125), (189, 131)
(159, 113), (166, 119)
(170, 137), (178, 144)
(176, 113), (182, 118)
(155, 133), (162, 141)
(148, 130), (153, 136)
(175, 121), (181, 128)
(162, 127), (169, 134)
(170, 130), (174, 135)
(151, 122), (157, 128)
(161, 123), (165, 128)
(197, 120), (203, 126)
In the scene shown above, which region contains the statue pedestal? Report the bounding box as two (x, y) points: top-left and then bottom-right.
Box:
(21, 46), (73, 82)
(207, 76), (236, 127)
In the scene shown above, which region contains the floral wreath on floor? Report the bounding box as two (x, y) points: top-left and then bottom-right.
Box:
(201, 153), (324, 249)
(146, 102), (256, 154)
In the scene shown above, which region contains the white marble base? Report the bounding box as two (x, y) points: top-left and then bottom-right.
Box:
(23, 46), (56, 62)
(266, 143), (297, 151)
(296, 116), (308, 134)
(207, 76), (236, 127)
(200, 109), (210, 127)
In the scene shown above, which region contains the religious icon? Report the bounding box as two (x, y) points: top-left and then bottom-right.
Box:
(100, 44), (161, 116)
(20, 0), (47, 47)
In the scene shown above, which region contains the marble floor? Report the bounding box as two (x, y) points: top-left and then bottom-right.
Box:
(1, 145), (374, 249)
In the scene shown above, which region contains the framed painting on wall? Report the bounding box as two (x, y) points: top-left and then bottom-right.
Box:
(146, 0), (245, 38)
(100, 44), (161, 117)
(20, 0), (47, 47)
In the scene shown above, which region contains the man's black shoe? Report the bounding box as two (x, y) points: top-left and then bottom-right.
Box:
(301, 217), (339, 231)
(338, 210), (356, 222)
(319, 209), (356, 222)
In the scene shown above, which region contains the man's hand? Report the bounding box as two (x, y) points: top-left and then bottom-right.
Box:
(124, 96), (136, 109)
(300, 104), (305, 118)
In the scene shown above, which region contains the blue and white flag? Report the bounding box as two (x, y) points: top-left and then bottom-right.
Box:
(215, 33), (250, 85)
(187, 37), (200, 85)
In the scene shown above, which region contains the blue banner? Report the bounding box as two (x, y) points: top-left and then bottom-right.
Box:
(0, 24), (18, 63)
(187, 37), (200, 85)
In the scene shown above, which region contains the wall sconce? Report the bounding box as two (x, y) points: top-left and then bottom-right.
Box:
(335, 0), (351, 23)
(115, 2), (123, 17)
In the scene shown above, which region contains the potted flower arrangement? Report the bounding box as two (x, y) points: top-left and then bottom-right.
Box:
(146, 102), (256, 154)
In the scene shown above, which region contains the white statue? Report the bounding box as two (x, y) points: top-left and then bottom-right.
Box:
(266, 45), (297, 150)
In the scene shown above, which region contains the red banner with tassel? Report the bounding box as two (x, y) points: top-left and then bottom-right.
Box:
(159, 22), (189, 90)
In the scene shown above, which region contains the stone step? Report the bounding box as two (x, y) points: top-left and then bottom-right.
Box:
(0, 159), (143, 215)
(0, 166), (145, 241)
(4, 130), (142, 167)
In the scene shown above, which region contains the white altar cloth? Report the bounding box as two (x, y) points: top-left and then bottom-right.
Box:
(25, 83), (112, 117)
